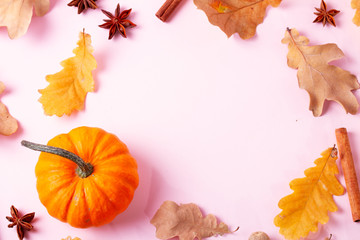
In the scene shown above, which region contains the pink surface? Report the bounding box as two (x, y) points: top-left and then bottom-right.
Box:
(1, 0), (360, 239)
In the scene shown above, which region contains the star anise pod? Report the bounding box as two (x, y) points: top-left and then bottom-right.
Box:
(68, 0), (97, 14)
(99, 4), (136, 40)
(313, 0), (340, 27)
(6, 205), (35, 240)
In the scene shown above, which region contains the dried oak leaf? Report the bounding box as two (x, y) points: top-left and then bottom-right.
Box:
(150, 201), (232, 240)
(274, 147), (344, 240)
(352, 0), (360, 25)
(38, 31), (97, 116)
(0, 0), (49, 39)
(0, 82), (18, 136)
(193, 0), (282, 39)
(282, 28), (359, 117)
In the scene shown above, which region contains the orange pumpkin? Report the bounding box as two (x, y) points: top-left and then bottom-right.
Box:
(22, 126), (139, 228)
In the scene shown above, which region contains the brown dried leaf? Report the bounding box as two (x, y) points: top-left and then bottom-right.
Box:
(193, 0), (282, 39)
(282, 28), (359, 117)
(150, 201), (232, 240)
(0, 82), (18, 136)
(0, 0), (49, 39)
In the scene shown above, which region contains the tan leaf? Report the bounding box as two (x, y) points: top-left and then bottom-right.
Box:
(0, 0), (49, 39)
(352, 0), (360, 26)
(0, 82), (18, 136)
(193, 0), (281, 39)
(282, 28), (359, 117)
(249, 231), (270, 240)
(150, 201), (232, 240)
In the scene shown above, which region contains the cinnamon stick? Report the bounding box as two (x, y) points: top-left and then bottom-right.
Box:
(156, 0), (183, 22)
(335, 128), (360, 222)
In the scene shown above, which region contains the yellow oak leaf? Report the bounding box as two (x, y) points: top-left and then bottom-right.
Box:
(39, 31), (97, 117)
(151, 201), (233, 240)
(193, 0), (282, 39)
(61, 237), (81, 240)
(352, 0), (360, 26)
(0, 0), (49, 39)
(0, 81), (18, 136)
(282, 28), (359, 117)
(274, 147), (344, 240)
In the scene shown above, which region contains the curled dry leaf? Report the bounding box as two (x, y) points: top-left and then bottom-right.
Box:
(282, 28), (360, 117)
(0, 0), (49, 39)
(352, 0), (360, 25)
(38, 31), (97, 116)
(274, 147), (344, 240)
(0, 82), (18, 136)
(193, 0), (282, 39)
(150, 200), (233, 240)
(248, 231), (270, 240)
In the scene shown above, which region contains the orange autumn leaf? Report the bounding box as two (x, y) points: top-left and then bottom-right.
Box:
(151, 201), (233, 240)
(0, 0), (49, 39)
(274, 147), (344, 240)
(282, 28), (359, 117)
(39, 31), (97, 117)
(0, 81), (18, 136)
(352, 0), (360, 25)
(193, 0), (282, 39)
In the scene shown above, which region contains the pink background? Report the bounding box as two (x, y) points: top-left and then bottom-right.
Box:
(1, 0), (360, 239)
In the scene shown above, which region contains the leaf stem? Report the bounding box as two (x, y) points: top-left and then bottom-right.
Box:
(286, 28), (307, 63)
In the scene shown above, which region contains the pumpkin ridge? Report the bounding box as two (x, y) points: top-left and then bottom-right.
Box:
(84, 178), (119, 225)
(80, 180), (94, 227)
(95, 172), (136, 192)
(59, 182), (77, 221)
(94, 169), (139, 190)
(39, 178), (78, 221)
(89, 150), (130, 165)
(91, 173), (136, 208)
(89, 136), (129, 165)
(36, 169), (77, 193)
(37, 172), (77, 191)
(93, 157), (139, 189)
(37, 164), (78, 176)
(67, 180), (93, 227)
(68, 127), (108, 162)
(50, 182), (77, 221)
(40, 157), (77, 169)
(90, 153), (135, 166)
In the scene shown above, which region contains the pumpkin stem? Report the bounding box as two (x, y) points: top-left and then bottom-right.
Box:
(21, 140), (94, 178)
